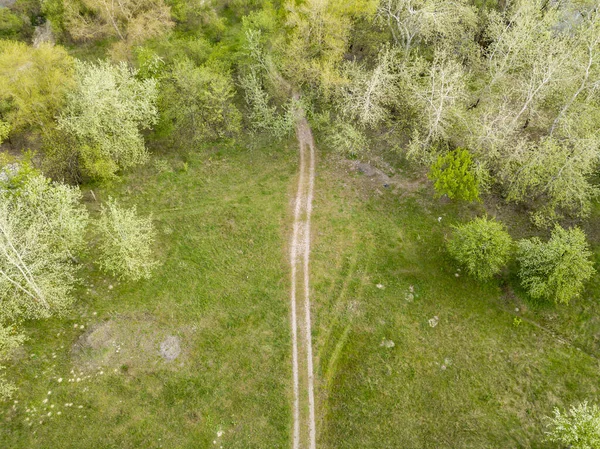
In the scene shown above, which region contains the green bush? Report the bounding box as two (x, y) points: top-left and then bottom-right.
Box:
(517, 225), (595, 304)
(429, 148), (480, 201)
(546, 402), (600, 449)
(325, 121), (369, 157)
(97, 198), (159, 281)
(159, 58), (242, 145)
(0, 9), (25, 39)
(41, 129), (82, 184)
(447, 216), (512, 280)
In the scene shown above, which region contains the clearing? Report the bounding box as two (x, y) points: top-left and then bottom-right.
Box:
(1, 134), (600, 448)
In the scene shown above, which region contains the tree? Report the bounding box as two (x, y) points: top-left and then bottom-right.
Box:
(475, 0), (570, 135)
(239, 68), (296, 138)
(517, 226), (595, 304)
(429, 148), (480, 201)
(549, 6), (600, 136)
(237, 27), (299, 139)
(282, 0), (377, 90)
(0, 8), (25, 39)
(0, 41), (74, 136)
(404, 51), (468, 162)
(465, 1), (600, 225)
(0, 164), (89, 398)
(0, 168), (89, 320)
(160, 58), (241, 145)
(325, 120), (369, 156)
(376, 0), (477, 57)
(97, 198), (158, 281)
(546, 401), (600, 449)
(447, 216), (512, 280)
(498, 136), (599, 226)
(60, 0), (174, 58)
(338, 46), (401, 128)
(58, 60), (158, 180)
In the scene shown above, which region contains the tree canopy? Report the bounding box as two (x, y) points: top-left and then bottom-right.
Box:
(517, 226), (595, 304)
(58, 60), (158, 180)
(0, 41), (74, 136)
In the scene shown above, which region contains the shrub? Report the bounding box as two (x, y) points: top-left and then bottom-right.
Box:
(429, 148), (480, 201)
(447, 216), (512, 280)
(546, 402), (600, 449)
(517, 225), (595, 304)
(0, 9), (24, 39)
(325, 121), (369, 157)
(239, 69), (295, 139)
(97, 198), (159, 281)
(41, 129), (82, 184)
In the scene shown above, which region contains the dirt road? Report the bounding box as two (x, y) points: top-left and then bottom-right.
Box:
(289, 106), (317, 449)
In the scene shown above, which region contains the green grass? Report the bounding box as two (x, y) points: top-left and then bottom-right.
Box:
(0, 140), (296, 448)
(310, 153), (600, 448)
(2, 134), (600, 448)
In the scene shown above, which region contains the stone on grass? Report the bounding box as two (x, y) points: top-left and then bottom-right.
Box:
(380, 339), (395, 348)
(428, 316), (439, 328)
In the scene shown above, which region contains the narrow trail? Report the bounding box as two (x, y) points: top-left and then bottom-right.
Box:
(289, 103), (317, 449)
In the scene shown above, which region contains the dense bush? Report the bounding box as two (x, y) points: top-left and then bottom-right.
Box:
(97, 198), (159, 281)
(517, 225), (595, 304)
(546, 402), (600, 449)
(447, 216), (512, 280)
(159, 58), (242, 145)
(429, 148), (480, 201)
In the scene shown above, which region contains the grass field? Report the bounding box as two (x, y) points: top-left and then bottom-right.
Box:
(310, 151), (600, 448)
(1, 133), (600, 448)
(1, 140), (296, 448)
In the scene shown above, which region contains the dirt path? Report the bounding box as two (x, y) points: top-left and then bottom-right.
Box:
(289, 102), (317, 449)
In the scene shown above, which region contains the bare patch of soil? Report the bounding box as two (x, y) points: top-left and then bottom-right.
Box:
(33, 22), (55, 47)
(72, 314), (187, 374)
(160, 336), (181, 361)
(333, 155), (428, 198)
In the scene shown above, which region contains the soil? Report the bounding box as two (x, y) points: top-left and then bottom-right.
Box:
(71, 315), (186, 374)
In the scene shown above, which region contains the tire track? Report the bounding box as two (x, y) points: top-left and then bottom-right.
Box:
(290, 107), (317, 449)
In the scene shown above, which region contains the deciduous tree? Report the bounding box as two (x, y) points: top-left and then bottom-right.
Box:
(58, 60), (158, 180)
(405, 51), (467, 162)
(376, 0), (477, 57)
(60, 0), (174, 58)
(0, 41), (74, 137)
(283, 0), (377, 90)
(0, 168), (88, 320)
(338, 46), (401, 128)
(517, 225), (595, 304)
(160, 58), (241, 145)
